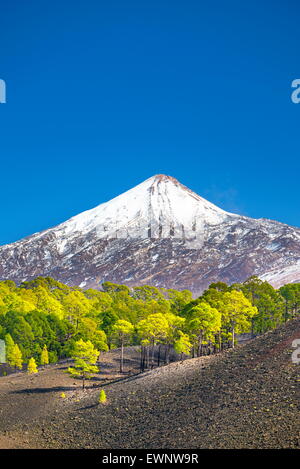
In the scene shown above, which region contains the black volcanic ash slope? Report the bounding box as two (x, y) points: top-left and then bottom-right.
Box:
(30, 316), (300, 449)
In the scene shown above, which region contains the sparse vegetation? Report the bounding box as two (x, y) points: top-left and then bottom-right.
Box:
(27, 357), (38, 374)
(98, 389), (107, 404)
(40, 345), (49, 366)
(67, 339), (99, 389)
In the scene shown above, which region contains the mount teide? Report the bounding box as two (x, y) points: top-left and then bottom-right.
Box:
(1, 174), (300, 294)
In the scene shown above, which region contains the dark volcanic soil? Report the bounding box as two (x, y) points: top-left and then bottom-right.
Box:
(0, 318), (300, 449)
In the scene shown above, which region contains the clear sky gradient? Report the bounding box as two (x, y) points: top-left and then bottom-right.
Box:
(0, 0), (300, 244)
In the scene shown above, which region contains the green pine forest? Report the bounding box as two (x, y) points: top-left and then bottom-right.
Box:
(1, 276), (300, 374)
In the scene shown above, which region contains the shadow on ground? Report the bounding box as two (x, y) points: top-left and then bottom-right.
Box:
(10, 386), (76, 394)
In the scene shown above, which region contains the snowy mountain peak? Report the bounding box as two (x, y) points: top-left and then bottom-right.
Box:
(148, 173), (186, 187)
(151, 173), (177, 182)
(51, 175), (235, 244)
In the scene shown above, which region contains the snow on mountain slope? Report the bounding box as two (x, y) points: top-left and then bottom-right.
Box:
(28, 174), (236, 247)
(260, 261), (300, 288)
(0, 174), (299, 293)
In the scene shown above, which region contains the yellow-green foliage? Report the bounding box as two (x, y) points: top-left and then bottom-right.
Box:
(10, 344), (23, 370)
(5, 333), (15, 364)
(27, 357), (38, 374)
(5, 334), (23, 370)
(0, 275), (298, 368)
(98, 389), (107, 404)
(40, 345), (49, 365)
(174, 331), (192, 356)
(67, 339), (99, 389)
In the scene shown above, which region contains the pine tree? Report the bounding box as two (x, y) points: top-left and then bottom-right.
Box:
(40, 345), (49, 365)
(112, 319), (134, 373)
(174, 331), (192, 360)
(137, 313), (169, 369)
(67, 339), (99, 389)
(164, 313), (185, 365)
(27, 357), (38, 374)
(10, 344), (23, 371)
(221, 291), (258, 348)
(186, 302), (221, 356)
(98, 389), (107, 404)
(5, 333), (15, 365)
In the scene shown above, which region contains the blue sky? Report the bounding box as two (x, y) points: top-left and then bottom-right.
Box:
(0, 0), (300, 244)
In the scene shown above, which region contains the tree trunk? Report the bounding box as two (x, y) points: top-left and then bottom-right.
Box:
(197, 332), (203, 357)
(167, 344), (170, 364)
(232, 324), (235, 348)
(140, 346), (144, 372)
(151, 340), (155, 369)
(120, 337), (124, 373)
(285, 300), (288, 322)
